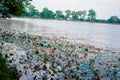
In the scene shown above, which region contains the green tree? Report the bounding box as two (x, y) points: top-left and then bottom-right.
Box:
(0, 5), (10, 18)
(65, 10), (71, 20)
(55, 10), (64, 19)
(0, 50), (19, 80)
(108, 16), (120, 23)
(77, 11), (82, 20)
(0, 0), (32, 16)
(40, 7), (55, 19)
(71, 11), (78, 20)
(88, 9), (96, 22)
(81, 10), (86, 21)
(23, 4), (40, 17)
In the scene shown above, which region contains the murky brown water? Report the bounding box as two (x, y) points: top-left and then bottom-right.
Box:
(0, 18), (120, 53)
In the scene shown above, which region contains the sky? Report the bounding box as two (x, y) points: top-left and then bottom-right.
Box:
(31, 0), (120, 19)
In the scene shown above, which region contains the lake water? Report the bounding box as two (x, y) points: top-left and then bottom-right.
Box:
(0, 18), (120, 53)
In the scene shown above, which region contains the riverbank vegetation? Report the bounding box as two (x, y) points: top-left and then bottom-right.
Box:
(0, 0), (32, 18)
(0, 50), (19, 80)
(22, 7), (120, 24)
(0, 0), (120, 24)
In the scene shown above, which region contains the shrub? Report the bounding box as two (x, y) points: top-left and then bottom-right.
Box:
(0, 50), (20, 80)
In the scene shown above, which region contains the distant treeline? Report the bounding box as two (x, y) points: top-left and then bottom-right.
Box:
(22, 6), (120, 24)
(0, 1), (120, 24)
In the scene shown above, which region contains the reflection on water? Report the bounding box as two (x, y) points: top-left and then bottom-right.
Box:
(0, 18), (120, 52)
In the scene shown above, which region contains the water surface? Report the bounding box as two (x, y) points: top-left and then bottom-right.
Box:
(0, 18), (120, 52)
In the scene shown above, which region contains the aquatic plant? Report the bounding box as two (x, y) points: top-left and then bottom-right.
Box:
(0, 30), (120, 79)
(42, 75), (48, 80)
(85, 48), (89, 52)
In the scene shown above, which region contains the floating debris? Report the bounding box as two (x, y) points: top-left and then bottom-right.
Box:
(0, 29), (120, 80)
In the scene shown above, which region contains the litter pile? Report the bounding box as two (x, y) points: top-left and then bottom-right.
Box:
(0, 29), (120, 80)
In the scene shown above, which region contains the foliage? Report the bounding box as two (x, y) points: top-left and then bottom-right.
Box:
(22, 4), (40, 17)
(55, 10), (64, 19)
(1, 2), (119, 24)
(0, 0), (32, 17)
(95, 19), (108, 23)
(0, 50), (20, 80)
(108, 16), (120, 23)
(77, 10), (86, 20)
(88, 9), (96, 22)
(65, 10), (71, 20)
(40, 7), (55, 19)
(0, 5), (11, 18)
(22, 7), (120, 24)
(71, 11), (78, 20)
(81, 10), (86, 20)
(85, 48), (89, 52)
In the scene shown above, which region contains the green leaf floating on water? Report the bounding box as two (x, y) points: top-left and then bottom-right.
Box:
(47, 44), (51, 48)
(44, 57), (49, 61)
(28, 36), (32, 40)
(34, 65), (40, 71)
(33, 37), (37, 41)
(42, 75), (47, 80)
(78, 46), (81, 48)
(40, 43), (44, 47)
(0, 28), (2, 32)
(58, 43), (62, 47)
(71, 45), (74, 48)
(85, 48), (89, 52)
(93, 70), (98, 76)
(19, 61), (23, 64)
(39, 36), (42, 39)
(51, 74), (54, 76)
(43, 41), (47, 43)
(43, 65), (47, 71)
(52, 68), (57, 74)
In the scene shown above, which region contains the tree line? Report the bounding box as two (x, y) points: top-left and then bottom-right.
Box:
(0, 0), (120, 24)
(22, 7), (97, 22)
(22, 7), (120, 24)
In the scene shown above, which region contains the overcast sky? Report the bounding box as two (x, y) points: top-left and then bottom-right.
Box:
(31, 0), (120, 19)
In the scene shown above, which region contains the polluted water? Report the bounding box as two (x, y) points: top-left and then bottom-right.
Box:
(0, 28), (120, 80)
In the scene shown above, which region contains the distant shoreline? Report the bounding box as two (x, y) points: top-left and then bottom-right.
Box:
(14, 16), (120, 26)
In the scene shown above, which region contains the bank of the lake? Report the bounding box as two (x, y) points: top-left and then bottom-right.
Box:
(17, 16), (120, 25)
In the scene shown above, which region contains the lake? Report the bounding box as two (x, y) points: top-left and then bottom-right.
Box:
(0, 18), (120, 53)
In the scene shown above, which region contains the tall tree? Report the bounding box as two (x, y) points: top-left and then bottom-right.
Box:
(0, 0), (32, 16)
(65, 10), (71, 20)
(88, 9), (96, 22)
(77, 11), (82, 20)
(23, 4), (40, 17)
(81, 10), (86, 21)
(71, 11), (78, 20)
(55, 10), (64, 19)
(40, 7), (55, 19)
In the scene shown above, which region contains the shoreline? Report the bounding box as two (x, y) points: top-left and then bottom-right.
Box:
(15, 16), (120, 26)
